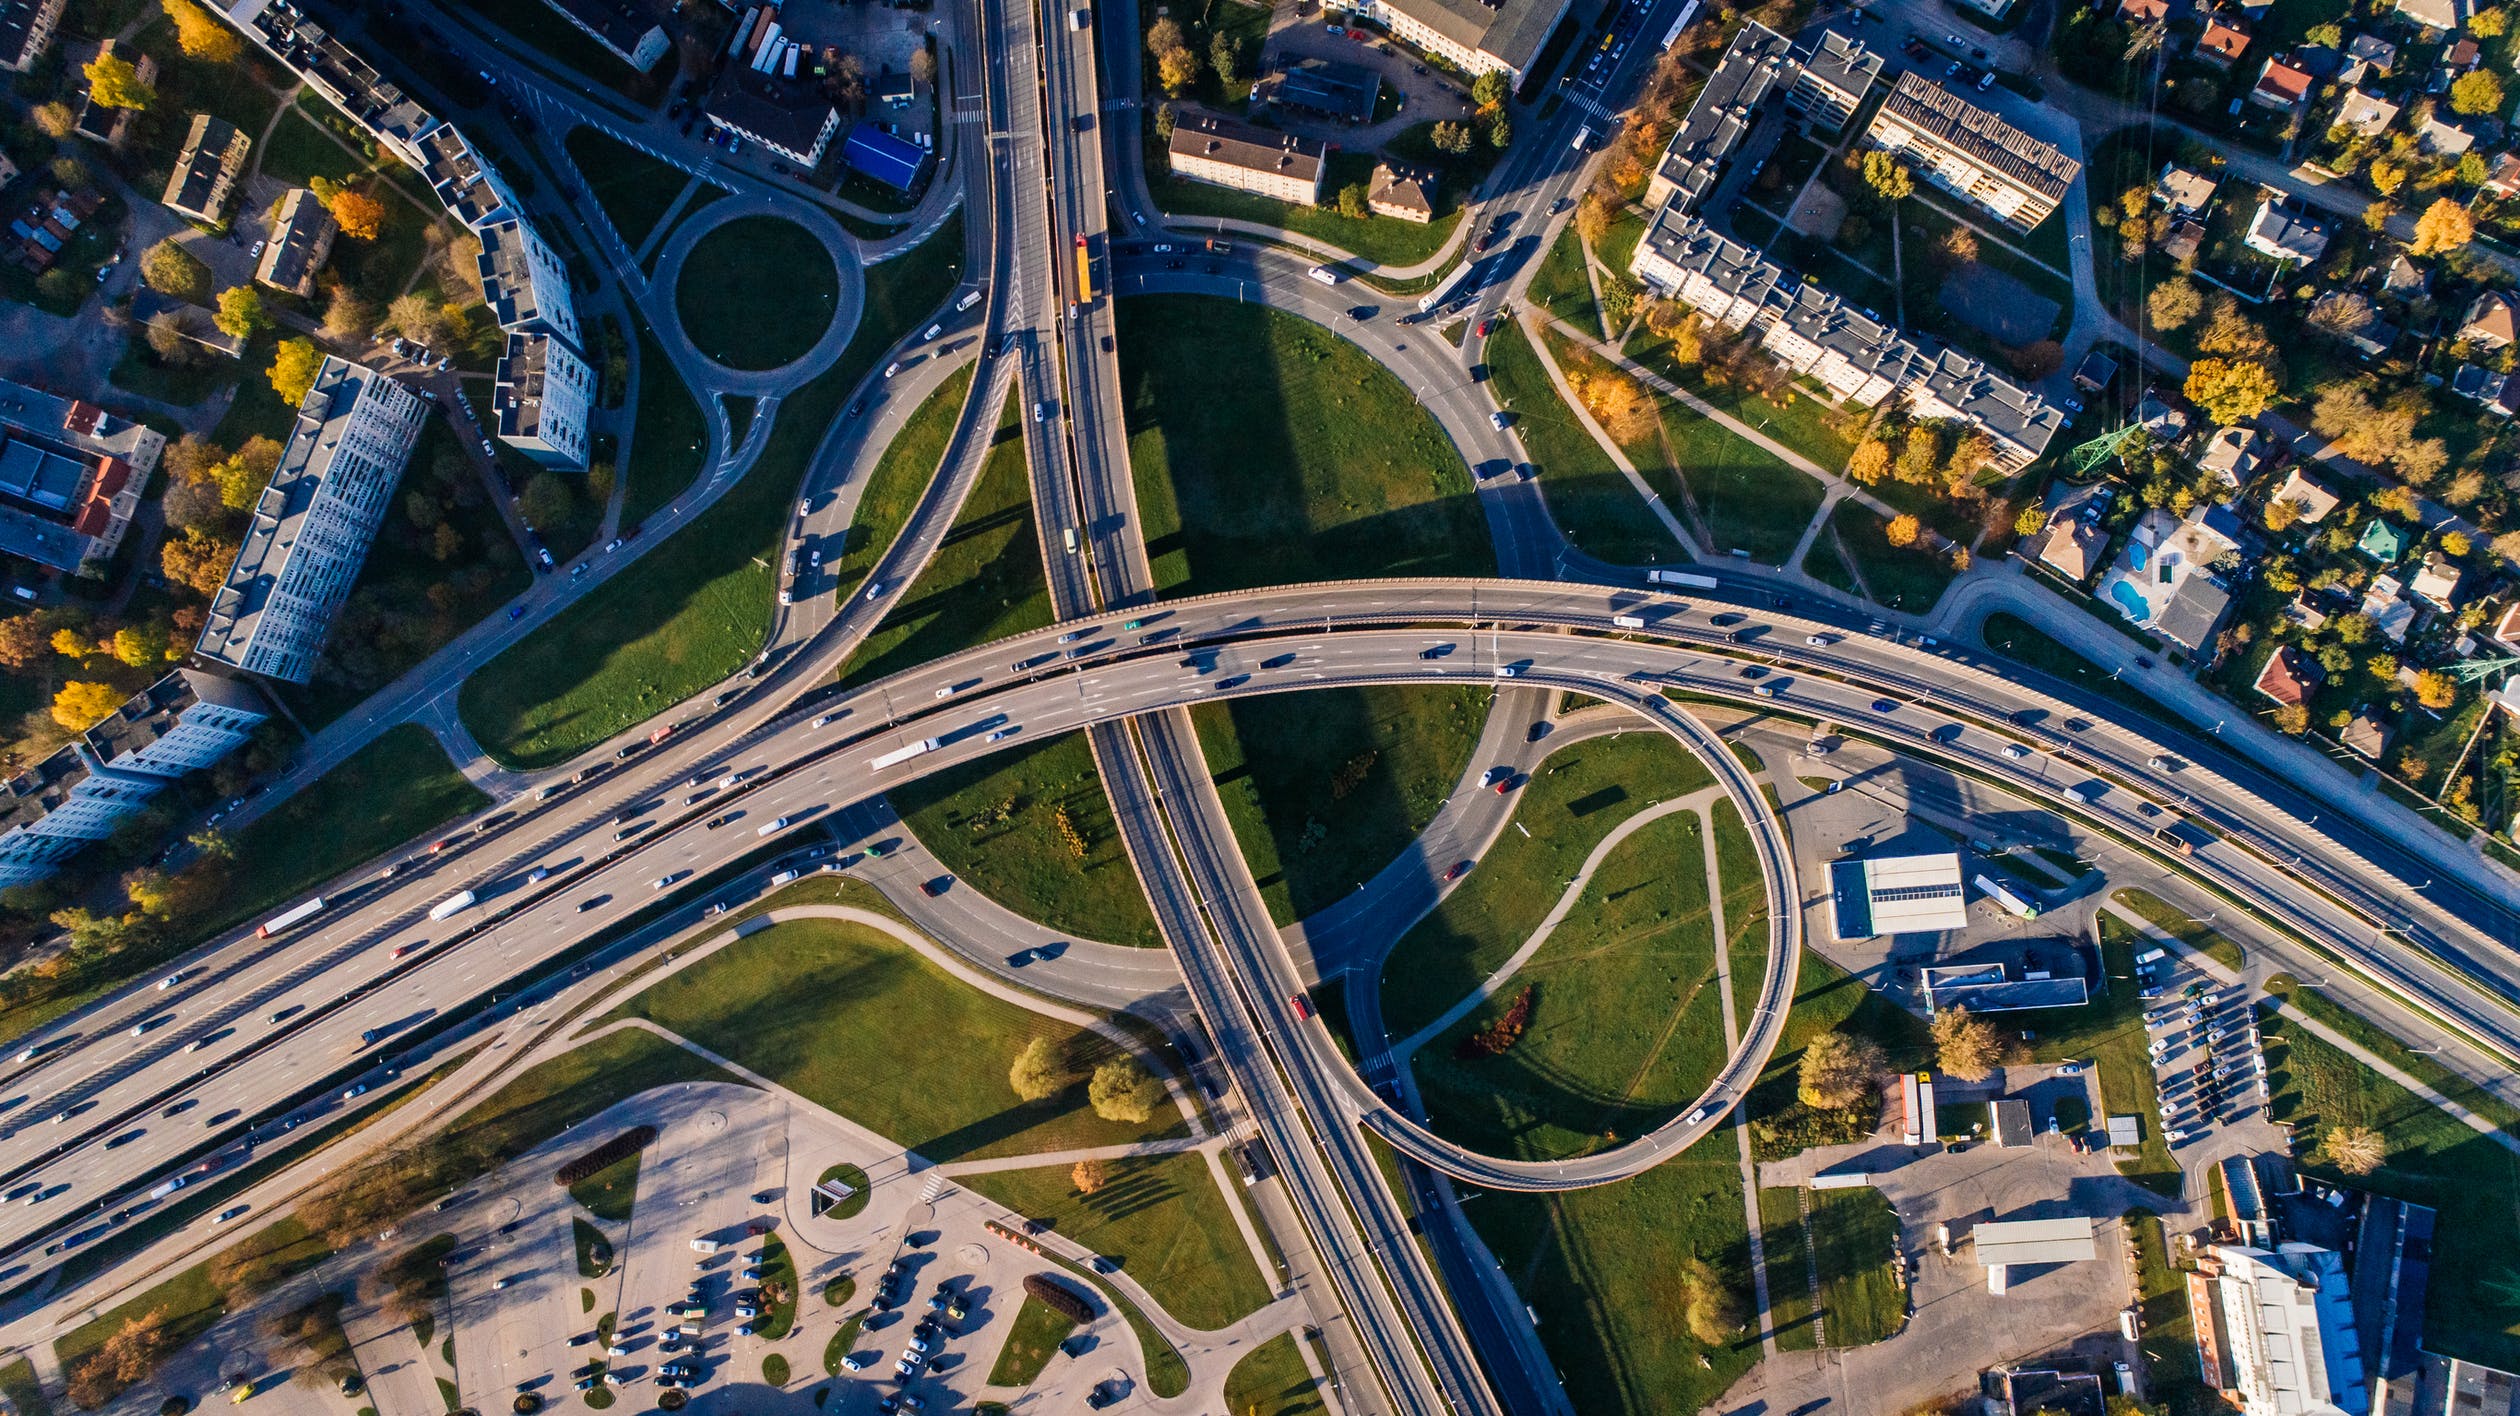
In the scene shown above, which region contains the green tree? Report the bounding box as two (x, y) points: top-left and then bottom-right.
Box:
(1860, 150), (1913, 201)
(83, 51), (156, 110)
(1009, 1038), (1062, 1101)
(2452, 68), (2504, 116)
(2184, 358), (2277, 424)
(1087, 1057), (1160, 1123)
(140, 240), (209, 303)
(1336, 182), (1369, 219)
(1471, 71), (1509, 110)
(213, 285), (267, 341)
(1207, 30), (1240, 82)
(519, 472), (575, 528)
(1431, 120), (1474, 155)
(269, 338), (322, 406)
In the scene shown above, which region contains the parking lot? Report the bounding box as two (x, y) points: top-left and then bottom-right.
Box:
(2142, 959), (2270, 1146)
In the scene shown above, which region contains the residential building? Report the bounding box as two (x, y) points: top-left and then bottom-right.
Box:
(1860, 71), (2081, 231)
(242, 2), (434, 167)
(2098, 505), (2240, 656)
(2246, 200), (2331, 264)
(0, 0), (64, 72)
(1344, 0), (1573, 81)
(2193, 1244), (2369, 1416)
(706, 81), (842, 166)
(81, 670), (270, 779)
(2418, 115), (2476, 155)
(1949, 0), (2014, 21)
(2486, 152), (2520, 199)
(1645, 24), (1797, 213)
(2251, 55), (2315, 110)
(1166, 111), (1326, 206)
(2411, 550), (2464, 608)
(0, 379), (162, 573)
(1255, 59), (1381, 122)
(1367, 162), (1438, 223)
(2163, 219), (2207, 263)
(5, 186), (99, 274)
(2118, 0), (2168, 21)
(2074, 350), (2118, 391)
(418, 124), (523, 230)
(2197, 424), (2263, 482)
(2462, 290), (2518, 348)
(2362, 573), (2417, 643)
(255, 187), (337, 298)
(195, 358), (430, 684)
(2310, 291), (2398, 357)
(1789, 28), (1883, 134)
(2445, 35), (2481, 66)
(2452, 362), (2520, 415)
(2359, 517), (2408, 562)
(536, 0), (670, 71)
(492, 331), (594, 472)
(2344, 33), (2397, 76)
(2197, 12), (2253, 66)
(2157, 162), (2219, 216)
(2270, 467), (2340, 524)
(2393, 0), (2462, 30)
(2380, 252), (2429, 297)
(2334, 89), (2401, 136)
(161, 114), (250, 224)
(2032, 517), (2105, 582)
(476, 218), (582, 350)
(842, 124), (927, 191)
(72, 38), (152, 149)
(2255, 645), (2322, 707)
(2342, 708), (2394, 758)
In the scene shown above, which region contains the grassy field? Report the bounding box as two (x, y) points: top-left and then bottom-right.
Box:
(0, 1358), (48, 1416)
(961, 1153), (1273, 1330)
(2126, 1209), (2212, 1409)
(567, 1151), (642, 1225)
(622, 323), (707, 528)
(1487, 320), (1685, 566)
(219, 725), (488, 937)
(1529, 225), (1599, 331)
(604, 916), (1182, 1161)
(2112, 888), (2244, 973)
(1655, 396), (1826, 566)
(1222, 1333), (1326, 1416)
(1820, 501), (1957, 613)
(985, 1296), (1076, 1386)
(1119, 295), (1493, 597)
(841, 389), (1044, 683)
(56, 1219), (330, 1395)
(2279, 987), (2520, 1134)
(1805, 1186), (1905, 1346)
(1744, 950), (1933, 1161)
(1147, 152), (1462, 268)
(1190, 686), (1488, 927)
(1379, 731), (1715, 1039)
(1411, 810), (1724, 1162)
(676, 217), (841, 371)
(757, 1234), (800, 1338)
(459, 216), (963, 768)
(573, 1216), (612, 1277)
(564, 128), (689, 250)
(890, 730), (1162, 948)
(828, 365), (975, 604)
(1624, 327), (1858, 478)
(2013, 922), (2180, 1194)
(1757, 1187), (1818, 1350)
(2261, 1008), (2520, 1366)
(1710, 800), (1772, 1026)
(1467, 1156), (1761, 1416)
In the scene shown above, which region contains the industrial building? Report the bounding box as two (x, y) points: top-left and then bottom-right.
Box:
(492, 332), (596, 472)
(0, 378), (163, 573)
(1973, 1217), (2099, 1292)
(1166, 111), (1327, 207)
(843, 125), (929, 193)
(195, 358), (430, 684)
(2191, 1244), (2370, 1416)
(1827, 851), (1970, 940)
(1921, 962), (2090, 1012)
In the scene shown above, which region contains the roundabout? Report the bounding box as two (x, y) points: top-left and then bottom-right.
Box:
(648, 200), (869, 392)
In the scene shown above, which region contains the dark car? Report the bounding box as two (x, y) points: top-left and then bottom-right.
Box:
(921, 876), (951, 898)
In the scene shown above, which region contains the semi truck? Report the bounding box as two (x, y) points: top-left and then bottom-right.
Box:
(427, 890), (477, 921)
(1973, 873), (2042, 919)
(1647, 569), (1720, 589)
(1417, 261), (1477, 313)
(257, 897), (327, 938)
(868, 738), (942, 771)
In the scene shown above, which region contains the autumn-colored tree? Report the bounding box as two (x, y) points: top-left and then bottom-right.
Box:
(1088, 1057), (1161, 1124)
(66, 1309), (176, 1409)
(2411, 197), (2475, 256)
(1860, 150), (1913, 201)
(52, 681), (123, 731)
(1936, 224), (1980, 267)
(214, 436), (282, 510)
(1796, 1029), (1885, 1109)
(83, 51), (156, 110)
(1884, 513), (1922, 548)
(2184, 358), (2277, 424)
(1146, 16), (1183, 53)
(2442, 530), (2473, 558)
(2015, 503), (2047, 538)
(269, 338), (322, 406)
(1930, 1006), (2002, 1082)
(140, 239), (209, 302)
(2368, 158), (2407, 195)
(329, 189), (386, 241)
(163, 0), (241, 62)
(2474, 5), (2510, 33)
(2415, 670), (2457, 710)
(31, 100), (75, 139)
(1574, 192), (1614, 244)
(1009, 1037), (1062, 1101)
(0, 613), (49, 671)
(2452, 68), (2504, 116)
(2272, 703), (2310, 735)
(2321, 1124), (2385, 1175)
(2264, 497), (2303, 533)
(1156, 44), (1200, 95)
(213, 285), (267, 341)
(1070, 1157), (1111, 1195)
(51, 626), (91, 659)
(2372, 484), (2420, 519)
(1846, 439), (1890, 485)
(1573, 367), (1656, 443)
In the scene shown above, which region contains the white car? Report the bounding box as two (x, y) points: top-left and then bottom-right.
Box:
(2163, 1128), (2190, 1143)
(865, 581), (888, 600)
(2002, 744), (2030, 760)
(841, 1354), (870, 1372)
(813, 713), (839, 728)
(923, 323), (942, 340)
(883, 361), (904, 379)
(985, 727), (1016, 742)
(758, 816), (793, 836)
(934, 685), (960, 699)
(1805, 633), (1832, 646)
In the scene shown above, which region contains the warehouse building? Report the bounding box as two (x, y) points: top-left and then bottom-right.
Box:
(2190, 1244), (2369, 1416)
(1828, 851), (1970, 939)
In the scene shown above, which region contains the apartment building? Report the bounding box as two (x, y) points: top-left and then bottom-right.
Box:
(417, 123), (524, 230)
(255, 187), (338, 297)
(0, 0), (65, 73)
(243, 1), (436, 167)
(1862, 71), (2079, 231)
(1343, 0), (1572, 82)
(492, 331), (595, 472)
(537, 0), (670, 72)
(162, 114), (251, 224)
(84, 670), (271, 778)
(195, 358), (430, 684)
(0, 378), (163, 573)
(478, 217), (583, 350)
(1368, 162), (1439, 222)
(1646, 24), (1880, 211)
(1792, 28), (1883, 134)
(1166, 111), (1326, 206)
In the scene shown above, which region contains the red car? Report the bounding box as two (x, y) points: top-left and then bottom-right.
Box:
(1476, 317), (1498, 337)
(1444, 861), (1471, 881)
(1290, 993), (1313, 1020)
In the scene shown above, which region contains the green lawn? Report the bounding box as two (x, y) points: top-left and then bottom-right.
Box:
(0, 1358), (49, 1416)
(841, 388), (1046, 683)
(1744, 950), (1932, 1161)
(1820, 501), (1957, 613)
(1190, 686), (1488, 927)
(57, 1219), (330, 1401)
(564, 127), (690, 250)
(567, 1150), (642, 1224)
(1379, 731), (1715, 1040)
(1487, 320), (1685, 566)
(258, 103), (369, 189)
(220, 725), (487, 937)
(1529, 225), (1599, 331)
(962, 1153), (1273, 1330)
(2112, 888), (2244, 973)
(1980, 612), (2175, 729)
(2016, 921), (2180, 1195)
(1625, 327), (1858, 477)
(890, 730), (1163, 948)
(621, 323), (708, 528)
(1147, 147), (1463, 268)
(2127, 1209), (2210, 1406)
(757, 1234), (800, 1338)
(829, 365), (975, 603)
(1467, 1156), (1762, 1416)
(1222, 1333), (1326, 1416)
(573, 1215), (613, 1277)
(604, 915), (1183, 1161)
(2279, 987), (2520, 1135)
(1654, 395), (1825, 566)
(1119, 295), (1493, 597)
(1805, 1186), (1905, 1346)
(1758, 1187), (1819, 1351)
(1412, 810), (1724, 1162)
(459, 216), (963, 768)
(676, 216), (841, 371)
(984, 1296), (1076, 1386)
(1710, 800), (1772, 1026)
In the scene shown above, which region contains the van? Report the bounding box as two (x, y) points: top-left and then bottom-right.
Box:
(1062, 528), (1078, 554)
(1070, 5), (1088, 26)
(957, 289), (983, 311)
(1612, 614), (1644, 629)
(690, 1238), (720, 1254)
(1573, 123), (1598, 151)
(1307, 265), (1340, 285)
(771, 869), (801, 886)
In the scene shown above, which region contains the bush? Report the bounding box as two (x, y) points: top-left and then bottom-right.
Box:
(553, 1126), (655, 1186)
(1022, 1273), (1094, 1325)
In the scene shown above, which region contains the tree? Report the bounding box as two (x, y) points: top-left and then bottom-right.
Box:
(1009, 1037), (1062, 1101)
(2273, 703), (2310, 735)
(1678, 1256), (1744, 1344)
(2321, 1123), (2385, 1175)
(321, 287), (376, 341)
(1208, 30), (1240, 82)
(1087, 1057), (1161, 1124)
(84, 51), (156, 110)
(1574, 192), (1614, 244)
(2184, 358), (2277, 424)
(110, 623), (171, 668)
(1846, 439), (1890, 485)
(2368, 158), (2407, 195)
(2411, 197), (2475, 256)
(2015, 503), (2048, 537)
(1896, 424), (1942, 484)
(2304, 20), (2343, 45)
(52, 681), (123, 731)
(2442, 529), (2473, 558)
(50, 155), (90, 190)
(1930, 1006), (2002, 1082)
(1070, 1157), (1111, 1195)
(163, 0), (241, 62)
(1796, 1029), (1885, 1109)
(2308, 290), (2374, 338)
(51, 626), (91, 659)
(1884, 513), (1922, 548)
(1472, 71), (1510, 110)
(2476, 5), (2510, 33)
(269, 338), (322, 406)
(519, 472), (575, 529)
(1431, 121), (1474, 155)
(213, 285), (268, 341)
(1936, 224), (1981, 268)
(909, 46), (937, 86)
(66, 1309), (176, 1409)
(1860, 150), (1913, 201)
(2452, 68), (2504, 116)
(0, 614), (49, 671)
(1145, 17), (1184, 54)
(387, 292), (452, 349)
(1156, 44), (1200, 96)
(2415, 670), (2458, 710)
(329, 189), (387, 241)
(2264, 497), (2303, 533)
(31, 100), (75, 139)
(1337, 182), (1369, 219)
(145, 310), (194, 363)
(1151, 101), (1176, 144)
(140, 239), (209, 303)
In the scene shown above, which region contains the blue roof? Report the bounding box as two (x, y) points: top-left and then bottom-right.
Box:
(844, 126), (926, 191)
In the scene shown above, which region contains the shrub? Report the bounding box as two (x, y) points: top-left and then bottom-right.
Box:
(1022, 1273), (1095, 1324)
(552, 1126), (656, 1186)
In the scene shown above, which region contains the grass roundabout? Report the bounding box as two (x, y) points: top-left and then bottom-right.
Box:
(674, 215), (841, 371)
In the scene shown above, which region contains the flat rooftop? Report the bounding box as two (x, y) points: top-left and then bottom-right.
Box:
(1975, 1217), (2099, 1265)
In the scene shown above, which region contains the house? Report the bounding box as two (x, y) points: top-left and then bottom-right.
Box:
(2360, 517), (2409, 562)
(2485, 152), (2520, 199)
(2393, 0), (2463, 32)
(2452, 361), (2517, 413)
(2098, 505), (2241, 655)
(2309, 291), (2398, 357)
(1167, 110), (1327, 207)
(1860, 72), (2080, 231)
(161, 114), (250, 224)
(1367, 162), (1439, 223)
(2270, 467), (2341, 524)
(2197, 425), (2263, 482)
(2419, 114), (2477, 156)
(72, 37), (152, 150)
(2254, 645), (2323, 707)
(2156, 163), (2218, 216)
(2286, 593), (2331, 631)
(2445, 36), (2481, 67)
(2137, 392), (2189, 441)
(2249, 56), (2314, 110)
(2245, 200), (2330, 264)
(2462, 291), (2519, 348)
(1255, 59), (1382, 123)
(2363, 572), (2419, 642)
(2117, 0), (2168, 20)
(2342, 708), (2394, 757)
(2162, 219), (2207, 263)
(2412, 550), (2465, 608)
(2379, 252), (2429, 298)
(2033, 517), (2106, 582)
(2343, 32), (2397, 77)
(2074, 350), (2118, 392)
(2333, 89), (2401, 137)
(2197, 14), (2253, 67)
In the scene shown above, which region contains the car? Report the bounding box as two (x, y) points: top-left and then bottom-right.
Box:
(758, 816), (793, 836)
(1805, 633), (1832, 646)
(1870, 699), (1896, 713)
(921, 876), (950, 897)
(985, 727), (1015, 742)
(247, 239), (266, 262)
(842, 1353), (872, 1372)
(884, 361), (904, 379)
(1976, 68), (1997, 89)
(2056, 1061), (2085, 1076)
(1480, 766), (1509, 788)
(1753, 683), (1778, 698)
(1443, 860), (1471, 881)
(1477, 316), (1498, 336)
(866, 580), (888, 599)
(1490, 411), (1511, 430)
(344, 1082), (370, 1100)
(2164, 1128), (2190, 1143)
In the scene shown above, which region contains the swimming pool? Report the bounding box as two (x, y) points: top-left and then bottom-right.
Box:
(2126, 541), (2151, 572)
(2109, 579), (2152, 622)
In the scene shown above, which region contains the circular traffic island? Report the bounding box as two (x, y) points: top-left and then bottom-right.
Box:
(674, 216), (842, 372)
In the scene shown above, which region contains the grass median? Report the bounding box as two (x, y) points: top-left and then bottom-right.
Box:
(1487, 319), (1682, 566)
(217, 725), (488, 938)
(677, 216), (842, 372)
(565, 127), (690, 250)
(1223, 1333), (1327, 1416)
(622, 322), (708, 527)
(961, 1152), (1272, 1330)
(2112, 888), (2245, 973)
(985, 1296), (1076, 1386)
(460, 215), (963, 768)
(828, 364), (975, 605)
